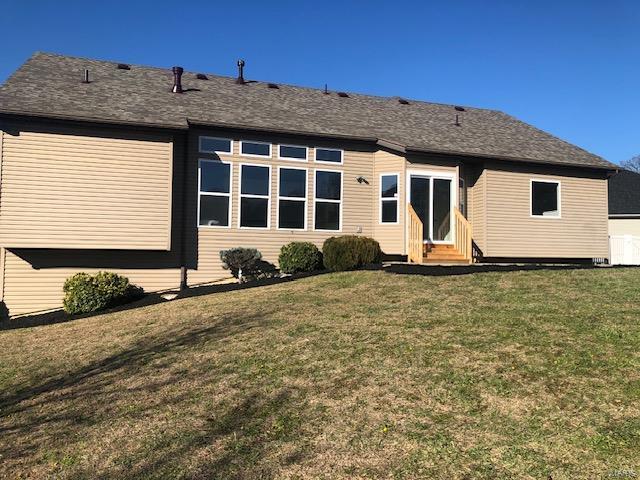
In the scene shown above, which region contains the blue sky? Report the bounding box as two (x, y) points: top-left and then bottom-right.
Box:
(0, 0), (638, 164)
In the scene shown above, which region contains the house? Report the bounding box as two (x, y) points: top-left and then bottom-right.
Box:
(0, 53), (617, 316)
(608, 169), (640, 265)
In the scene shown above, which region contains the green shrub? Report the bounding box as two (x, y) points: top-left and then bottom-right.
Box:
(322, 236), (382, 271)
(279, 242), (323, 274)
(0, 301), (9, 322)
(62, 272), (144, 315)
(220, 247), (263, 282)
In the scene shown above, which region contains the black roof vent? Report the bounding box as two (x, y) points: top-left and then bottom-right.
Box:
(236, 59), (245, 85)
(337, 91), (349, 98)
(196, 73), (208, 80)
(82, 69), (90, 84)
(171, 66), (184, 94)
(398, 98), (410, 105)
(267, 83), (279, 89)
(454, 106), (466, 112)
(117, 63), (130, 70)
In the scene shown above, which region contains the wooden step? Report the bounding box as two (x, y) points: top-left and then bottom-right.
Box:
(425, 254), (467, 261)
(422, 257), (471, 264)
(422, 243), (470, 264)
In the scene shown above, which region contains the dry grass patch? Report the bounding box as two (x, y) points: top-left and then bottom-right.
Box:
(1, 268), (639, 479)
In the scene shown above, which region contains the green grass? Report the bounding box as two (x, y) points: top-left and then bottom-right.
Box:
(1, 268), (639, 479)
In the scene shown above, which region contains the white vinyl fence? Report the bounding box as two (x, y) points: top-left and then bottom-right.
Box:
(609, 235), (640, 265)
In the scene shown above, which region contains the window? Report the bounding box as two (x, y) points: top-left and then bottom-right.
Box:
(380, 174), (399, 223)
(315, 148), (343, 164)
(278, 167), (307, 229)
(199, 136), (232, 155)
(239, 164), (271, 228)
(198, 160), (231, 227)
(531, 180), (560, 217)
(241, 141), (271, 157)
(314, 170), (342, 230)
(278, 144), (308, 161)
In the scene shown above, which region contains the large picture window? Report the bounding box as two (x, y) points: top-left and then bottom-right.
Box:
(199, 136), (233, 155)
(241, 141), (271, 158)
(278, 167), (307, 230)
(380, 174), (399, 223)
(278, 144), (308, 162)
(239, 164), (271, 228)
(198, 160), (231, 227)
(531, 180), (560, 217)
(314, 170), (342, 231)
(315, 148), (343, 164)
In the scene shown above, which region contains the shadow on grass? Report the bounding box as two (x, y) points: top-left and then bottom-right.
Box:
(0, 270), (330, 331)
(0, 304), (310, 478)
(382, 263), (606, 277)
(3, 263), (630, 331)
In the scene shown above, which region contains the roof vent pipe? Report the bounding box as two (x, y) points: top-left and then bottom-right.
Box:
(172, 66), (184, 93)
(82, 69), (90, 84)
(236, 60), (245, 84)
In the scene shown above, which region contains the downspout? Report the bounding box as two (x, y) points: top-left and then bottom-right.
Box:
(0, 129), (4, 303)
(179, 131), (189, 290)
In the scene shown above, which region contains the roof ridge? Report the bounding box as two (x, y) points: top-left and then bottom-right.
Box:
(29, 52), (498, 113)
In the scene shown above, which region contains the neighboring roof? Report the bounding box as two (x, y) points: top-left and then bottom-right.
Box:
(0, 52), (616, 170)
(608, 169), (640, 215)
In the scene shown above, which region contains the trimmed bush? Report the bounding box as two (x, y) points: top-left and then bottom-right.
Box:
(279, 242), (323, 274)
(62, 272), (144, 315)
(322, 236), (382, 271)
(220, 247), (262, 282)
(0, 301), (9, 322)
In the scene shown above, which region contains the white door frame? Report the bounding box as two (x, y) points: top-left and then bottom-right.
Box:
(406, 169), (457, 246)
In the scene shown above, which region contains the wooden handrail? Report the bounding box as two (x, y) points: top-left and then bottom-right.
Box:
(454, 207), (473, 263)
(407, 203), (423, 263)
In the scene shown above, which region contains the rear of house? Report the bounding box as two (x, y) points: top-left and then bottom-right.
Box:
(0, 53), (616, 316)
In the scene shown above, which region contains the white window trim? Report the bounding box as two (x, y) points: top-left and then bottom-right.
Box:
(199, 136), (233, 155)
(238, 163), (272, 229)
(379, 172), (400, 225)
(198, 159), (232, 229)
(277, 144), (308, 162)
(530, 178), (562, 219)
(277, 166), (308, 231)
(314, 147), (344, 165)
(240, 140), (272, 158)
(313, 168), (343, 232)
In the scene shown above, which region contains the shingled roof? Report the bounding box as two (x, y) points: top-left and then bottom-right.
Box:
(608, 169), (640, 215)
(0, 52), (615, 170)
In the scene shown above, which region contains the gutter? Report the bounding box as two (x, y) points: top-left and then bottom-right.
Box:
(0, 111), (616, 172)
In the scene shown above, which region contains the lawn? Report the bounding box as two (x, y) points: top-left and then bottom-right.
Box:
(0, 268), (639, 479)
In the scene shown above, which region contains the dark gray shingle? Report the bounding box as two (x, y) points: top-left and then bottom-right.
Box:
(0, 52), (615, 170)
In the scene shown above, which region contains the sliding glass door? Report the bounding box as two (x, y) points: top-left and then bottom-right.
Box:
(409, 174), (454, 243)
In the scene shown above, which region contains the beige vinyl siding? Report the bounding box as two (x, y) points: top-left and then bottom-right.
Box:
(466, 167), (487, 254)
(186, 133), (376, 285)
(0, 248), (5, 303)
(2, 250), (181, 315)
(484, 167), (609, 258)
(373, 150), (406, 255)
(609, 219), (640, 237)
(0, 124), (173, 250)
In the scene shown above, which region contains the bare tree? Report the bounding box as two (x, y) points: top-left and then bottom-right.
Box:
(620, 154), (640, 173)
